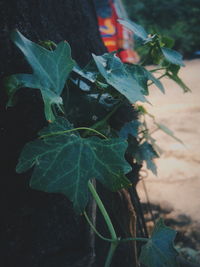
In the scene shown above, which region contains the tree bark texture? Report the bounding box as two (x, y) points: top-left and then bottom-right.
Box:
(0, 1), (144, 266)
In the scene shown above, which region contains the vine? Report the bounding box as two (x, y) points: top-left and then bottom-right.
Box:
(4, 20), (190, 266)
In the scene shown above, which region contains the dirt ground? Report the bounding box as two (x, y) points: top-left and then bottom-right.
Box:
(137, 59), (200, 261)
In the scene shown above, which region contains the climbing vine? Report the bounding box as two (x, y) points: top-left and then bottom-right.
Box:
(4, 20), (189, 266)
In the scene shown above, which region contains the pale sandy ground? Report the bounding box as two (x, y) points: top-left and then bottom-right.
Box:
(137, 59), (200, 223)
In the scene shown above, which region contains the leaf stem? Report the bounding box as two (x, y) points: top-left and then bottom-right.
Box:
(82, 101), (123, 138)
(88, 181), (119, 267)
(83, 211), (113, 242)
(150, 67), (166, 73)
(104, 241), (119, 267)
(39, 127), (107, 139)
(93, 102), (123, 130)
(148, 73), (167, 86)
(88, 181), (117, 240)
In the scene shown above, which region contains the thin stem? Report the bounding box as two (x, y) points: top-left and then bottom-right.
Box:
(39, 127), (107, 139)
(148, 73), (167, 86)
(150, 67), (166, 73)
(83, 211), (113, 242)
(92, 102), (123, 130)
(88, 181), (119, 267)
(149, 128), (159, 135)
(88, 181), (117, 241)
(104, 241), (119, 267)
(82, 101), (123, 138)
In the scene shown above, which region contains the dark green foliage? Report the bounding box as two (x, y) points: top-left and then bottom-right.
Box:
(93, 53), (164, 103)
(118, 121), (141, 139)
(16, 117), (131, 213)
(123, 0), (200, 57)
(140, 219), (179, 267)
(5, 30), (75, 121)
(161, 48), (185, 67)
(135, 141), (159, 175)
(3, 28), (188, 266)
(93, 53), (147, 103)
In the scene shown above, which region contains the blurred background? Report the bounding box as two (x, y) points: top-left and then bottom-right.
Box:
(123, 0), (200, 58)
(122, 0), (200, 264)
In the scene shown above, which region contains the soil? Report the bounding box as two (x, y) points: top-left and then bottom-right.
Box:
(137, 59), (200, 264)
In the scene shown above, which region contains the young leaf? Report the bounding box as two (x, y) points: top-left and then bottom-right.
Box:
(161, 47), (185, 67)
(92, 53), (147, 104)
(118, 19), (149, 42)
(5, 30), (75, 121)
(16, 117), (131, 213)
(155, 123), (183, 144)
(135, 142), (159, 175)
(140, 218), (179, 267)
(118, 121), (141, 139)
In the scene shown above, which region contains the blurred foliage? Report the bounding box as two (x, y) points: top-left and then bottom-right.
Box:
(123, 0), (200, 58)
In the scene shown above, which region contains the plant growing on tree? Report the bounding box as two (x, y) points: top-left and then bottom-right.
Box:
(4, 20), (189, 266)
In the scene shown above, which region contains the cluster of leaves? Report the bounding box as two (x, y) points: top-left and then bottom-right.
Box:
(123, 0), (200, 58)
(3, 20), (187, 266)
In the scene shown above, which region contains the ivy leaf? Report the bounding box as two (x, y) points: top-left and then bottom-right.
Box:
(155, 123), (183, 144)
(146, 70), (165, 93)
(93, 53), (147, 104)
(72, 62), (98, 83)
(135, 142), (159, 175)
(140, 218), (179, 267)
(16, 117), (131, 213)
(5, 30), (75, 121)
(118, 121), (141, 139)
(118, 19), (150, 42)
(128, 65), (165, 95)
(161, 47), (185, 67)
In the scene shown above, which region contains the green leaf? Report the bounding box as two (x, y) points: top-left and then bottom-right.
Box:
(155, 123), (183, 144)
(92, 53), (148, 104)
(140, 218), (179, 267)
(166, 72), (191, 93)
(167, 64), (180, 76)
(146, 70), (165, 93)
(161, 36), (175, 49)
(16, 117), (131, 213)
(135, 142), (159, 175)
(164, 64), (190, 93)
(161, 47), (185, 67)
(5, 30), (75, 121)
(72, 64), (97, 83)
(129, 65), (165, 94)
(128, 65), (149, 95)
(118, 121), (141, 139)
(118, 19), (150, 42)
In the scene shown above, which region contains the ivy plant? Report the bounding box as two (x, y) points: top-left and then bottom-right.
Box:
(4, 20), (189, 266)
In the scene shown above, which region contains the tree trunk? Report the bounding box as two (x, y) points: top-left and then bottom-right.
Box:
(0, 1), (145, 266)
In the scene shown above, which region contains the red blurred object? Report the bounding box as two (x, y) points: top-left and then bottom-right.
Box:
(97, 0), (139, 64)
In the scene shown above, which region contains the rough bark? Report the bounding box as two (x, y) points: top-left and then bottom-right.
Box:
(0, 1), (105, 267)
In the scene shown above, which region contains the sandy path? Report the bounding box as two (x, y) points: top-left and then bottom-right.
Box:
(137, 59), (200, 222)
